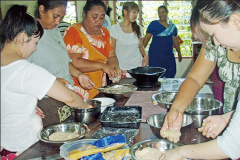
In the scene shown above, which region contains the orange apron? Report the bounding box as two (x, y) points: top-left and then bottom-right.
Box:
(63, 24), (113, 99)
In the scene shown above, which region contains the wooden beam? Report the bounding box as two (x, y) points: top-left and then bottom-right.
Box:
(0, 7), (2, 20)
(138, 1), (142, 26)
(113, 1), (117, 24)
(74, 0), (78, 22)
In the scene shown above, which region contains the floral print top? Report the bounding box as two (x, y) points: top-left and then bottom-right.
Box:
(205, 45), (240, 113)
(63, 23), (114, 99)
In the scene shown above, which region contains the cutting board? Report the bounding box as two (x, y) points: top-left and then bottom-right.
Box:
(124, 91), (167, 122)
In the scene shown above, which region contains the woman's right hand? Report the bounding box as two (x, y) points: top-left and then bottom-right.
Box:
(159, 148), (183, 160)
(160, 108), (183, 142)
(102, 64), (118, 78)
(86, 104), (93, 108)
(198, 114), (231, 138)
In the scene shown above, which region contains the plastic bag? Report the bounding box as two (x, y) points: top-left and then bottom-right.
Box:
(68, 135), (129, 160)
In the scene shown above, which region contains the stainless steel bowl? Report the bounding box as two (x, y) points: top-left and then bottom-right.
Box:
(185, 97), (222, 128)
(147, 112), (193, 139)
(38, 122), (89, 144)
(152, 91), (178, 109)
(152, 92), (222, 128)
(100, 84), (137, 99)
(71, 99), (101, 124)
(130, 139), (184, 160)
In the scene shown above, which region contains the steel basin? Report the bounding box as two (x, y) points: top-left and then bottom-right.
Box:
(71, 99), (101, 124)
(147, 112), (193, 139)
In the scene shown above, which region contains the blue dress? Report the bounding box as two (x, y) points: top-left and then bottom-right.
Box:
(147, 20), (178, 78)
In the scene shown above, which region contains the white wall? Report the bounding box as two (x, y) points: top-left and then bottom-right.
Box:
(1, 1), (36, 17)
(175, 58), (194, 78)
(76, 1), (114, 23)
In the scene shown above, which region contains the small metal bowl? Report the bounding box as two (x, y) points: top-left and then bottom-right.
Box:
(152, 91), (178, 109)
(147, 112), (193, 139)
(71, 99), (101, 124)
(100, 84), (137, 99)
(130, 139), (184, 160)
(37, 122), (89, 144)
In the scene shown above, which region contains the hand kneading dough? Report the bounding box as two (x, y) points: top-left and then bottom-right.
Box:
(135, 147), (162, 160)
(135, 146), (188, 160)
(109, 75), (121, 83)
(161, 130), (181, 143)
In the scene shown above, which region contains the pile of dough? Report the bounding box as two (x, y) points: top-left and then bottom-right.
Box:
(161, 130), (181, 143)
(135, 147), (162, 160)
(49, 131), (79, 141)
(109, 75), (121, 83)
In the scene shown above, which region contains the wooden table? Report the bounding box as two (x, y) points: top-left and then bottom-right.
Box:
(16, 78), (213, 160)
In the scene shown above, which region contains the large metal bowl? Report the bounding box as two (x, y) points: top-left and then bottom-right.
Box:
(71, 99), (101, 124)
(147, 112), (193, 139)
(130, 139), (184, 160)
(127, 66), (166, 88)
(152, 92), (223, 128)
(37, 122), (89, 144)
(185, 97), (222, 128)
(100, 84), (137, 99)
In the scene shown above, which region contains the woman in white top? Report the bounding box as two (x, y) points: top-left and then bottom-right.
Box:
(110, 1), (148, 77)
(0, 5), (91, 158)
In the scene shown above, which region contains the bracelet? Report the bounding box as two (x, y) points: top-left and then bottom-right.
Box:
(76, 72), (82, 77)
(113, 66), (119, 70)
(139, 45), (144, 48)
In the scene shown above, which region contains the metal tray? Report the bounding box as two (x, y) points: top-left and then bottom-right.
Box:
(99, 84), (137, 94)
(90, 127), (139, 146)
(100, 106), (142, 129)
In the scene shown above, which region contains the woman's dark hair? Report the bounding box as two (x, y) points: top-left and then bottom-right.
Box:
(0, 5), (43, 50)
(158, 5), (168, 13)
(191, 0), (240, 46)
(35, 0), (68, 18)
(122, 2), (141, 39)
(83, 0), (106, 16)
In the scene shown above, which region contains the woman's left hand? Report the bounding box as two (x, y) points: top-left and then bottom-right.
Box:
(115, 67), (123, 79)
(198, 114), (230, 138)
(142, 54), (149, 66)
(77, 73), (95, 90)
(178, 55), (182, 62)
(36, 106), (45, 119)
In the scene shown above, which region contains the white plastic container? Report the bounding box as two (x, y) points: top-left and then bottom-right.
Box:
(159, 78), (184, 91)
(60, 139), (97, 160)
(92, 97), (116, 113)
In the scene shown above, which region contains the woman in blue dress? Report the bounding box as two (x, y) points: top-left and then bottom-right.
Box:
(144, 5), (182, 78)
